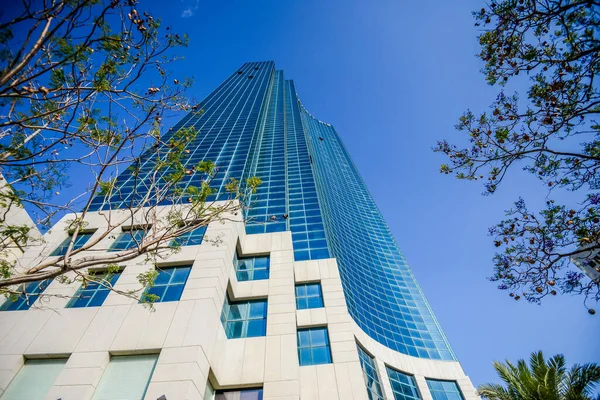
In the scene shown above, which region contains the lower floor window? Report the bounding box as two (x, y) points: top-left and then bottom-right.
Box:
(220, 295), (268, 338)
(214, 388), (263, 400)
(1, 358), (67, 399)
(92, 354), (158, 400)
(426, 379), (464, 400)
(386, 366), (421, 400)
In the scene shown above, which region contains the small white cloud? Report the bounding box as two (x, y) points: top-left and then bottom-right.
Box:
(180, 0), (199, 17)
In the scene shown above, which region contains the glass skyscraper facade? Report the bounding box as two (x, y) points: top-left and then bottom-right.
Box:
(90, 61), (454, 361)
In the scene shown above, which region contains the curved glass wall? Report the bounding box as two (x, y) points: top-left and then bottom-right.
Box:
(299, 105), (455, 361)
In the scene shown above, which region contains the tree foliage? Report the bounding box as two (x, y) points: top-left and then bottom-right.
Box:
(478, 351), (600, 400)
(434, 0), (600, 310)
(0, 0), (261, 307)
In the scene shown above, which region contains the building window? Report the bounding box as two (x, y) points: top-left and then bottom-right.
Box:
(67, 270), (121, 308)
(172, 225), (207, 247)
(0, 358), (67, 399)
(234, 253), (270, 281)
(0, 279), (52, 311)
(426, 379), (464, 400)
(386, 367), (421, 400)
(141, 265), (191, 303)
(109, 228), (146, 251)
(297, 327), (332, 366)
(220, 295), (267, 338)
(92, 355), (158, 400)
(295, 282), (324, 309)
(356, 344), (384, 400)
(215, 388), (263, 400)
(50, 232), (94, 256)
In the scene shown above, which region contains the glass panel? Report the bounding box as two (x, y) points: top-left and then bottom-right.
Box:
(0, 359), (66, 400)
(92, 355), (158, 400)
(311, 347), (331, 365)
(310, 328), (327, 346)
(163, 285), (184, 302)
(246, 319), (266, 337)
(171, 268), (190, 284)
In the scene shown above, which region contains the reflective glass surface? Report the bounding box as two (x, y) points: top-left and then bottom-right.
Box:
(109, 229), (146, 252)
(87, 62), (456, 361)
(234, 253), (270, 281)
(171, 225), (206, 247)
(295, 283), (323, 310)
(141, 266), (191, 303)
(297, 327), (332, 366)
(0, 279), (52, 311)
(301, 107), (455, 360)
(386, 367), (421, 400)
(68, 271), (121, 308)
(215, 389), (263, 400)
(426, 379), (464, 400)
(356, 344), (384, 400)
(220, 296), (267, 338)
(51, 232), (94, 256)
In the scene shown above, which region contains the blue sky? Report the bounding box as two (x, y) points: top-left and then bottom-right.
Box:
(150, 0), (599, 385)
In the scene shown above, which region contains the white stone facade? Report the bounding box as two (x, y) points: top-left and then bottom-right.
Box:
(0, 206), (478, 400)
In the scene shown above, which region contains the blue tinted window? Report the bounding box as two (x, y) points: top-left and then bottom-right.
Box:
(109, 229), (146, 251)
(297, 327), (332, 366)
(356, 344), (384, 400)
(0, 280), (52, 311)
(387, 367), (421, 400)
(171, 225), (206, 247)
(67, 271), (121, 308)
(220, 296), (267, 338)
(141, 265), (191, 303)
(295, 283), (323, 310)
(50, 232), (94, 256)
(426, 379), (463, 400)
(234, 253), (270, 282)
(216, 388), (263, 400)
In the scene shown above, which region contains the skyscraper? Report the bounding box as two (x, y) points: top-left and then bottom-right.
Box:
(0, 62), (478, 400)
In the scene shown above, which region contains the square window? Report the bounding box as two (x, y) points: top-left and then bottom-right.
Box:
(387, 367), (421, 400)
(1, 279), (52, 311)
(171, 225), (206, 247)
(51, 232), (95, 256)
(67, 271), (121, 308)
(297, 327), (332, 366)
(221, 296), (268, 339)
(295, 283), (324, 310)
(140, 265), (191, 303)
(109, 229), (147, 252)
(426, 379), (464, 400)
(234, 254), (270, 281)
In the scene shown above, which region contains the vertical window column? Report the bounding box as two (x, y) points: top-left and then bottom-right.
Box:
(356, 344), (384, 400)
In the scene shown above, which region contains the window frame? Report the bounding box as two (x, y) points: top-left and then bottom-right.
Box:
(50, 231), (96, 256)
(140, 265), (192, 303)
(295, 282), (324, 309)
(66, 269), (122, 308)
(426, 378), (464, 400)
(297, 327), (333, 366)
(386, 366), (422, 400)
(356, 342), (385, 400)
(220, 295), (268, 339)
(0, 279), (52, 311)
(108, 227), (148, 252)
(171, 224), (207, 247)
(233, 252), (270, 282)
